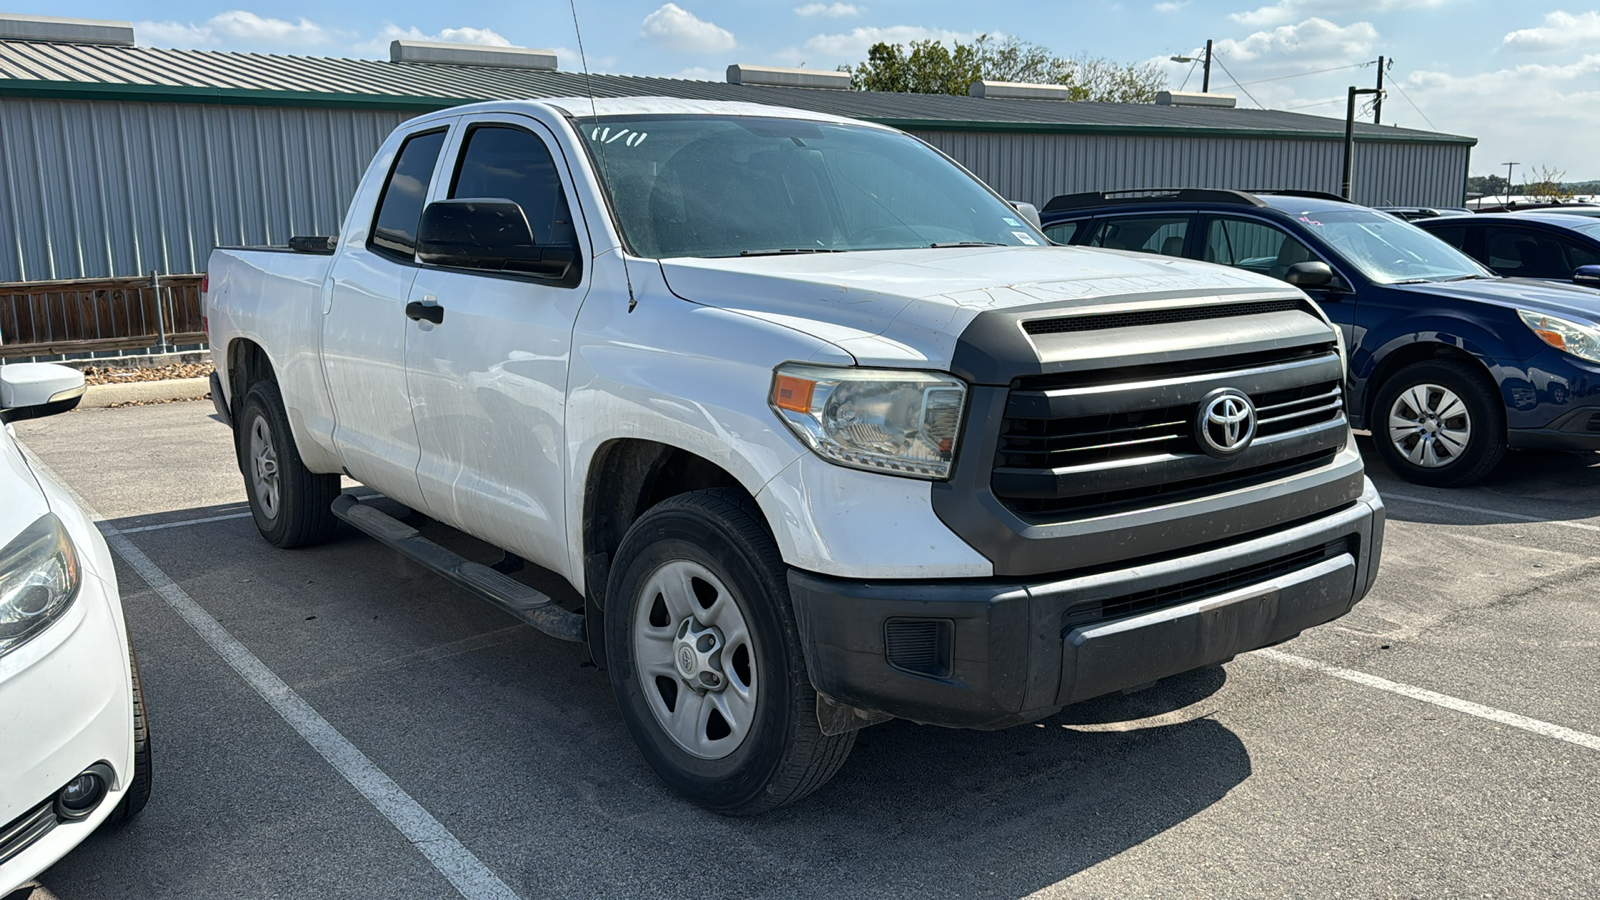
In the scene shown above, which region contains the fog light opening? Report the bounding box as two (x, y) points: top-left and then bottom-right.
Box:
(55, 764), (114, 820)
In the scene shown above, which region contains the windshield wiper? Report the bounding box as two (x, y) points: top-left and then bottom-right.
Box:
(930, 241), (1007, 248)
(738, 248), (843, 257)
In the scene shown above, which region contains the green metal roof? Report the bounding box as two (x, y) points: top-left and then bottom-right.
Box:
(0, 39), (1477, 145)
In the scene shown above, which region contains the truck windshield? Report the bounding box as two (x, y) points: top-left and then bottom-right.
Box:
(577, 114), (1046, 258)
(1283, 207), (1491, 284)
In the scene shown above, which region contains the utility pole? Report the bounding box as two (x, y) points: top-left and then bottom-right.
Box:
(1203, 39), (1213, 93)
(1502, 161), (1519, 205)
(1343, 86), (1382, 200)
(1373, 56), (1385, 125)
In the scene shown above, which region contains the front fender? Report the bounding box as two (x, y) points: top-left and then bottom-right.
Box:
(1349, 315), (1523, 429)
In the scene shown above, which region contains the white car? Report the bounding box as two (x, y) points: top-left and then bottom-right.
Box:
(0, 363), (150, 893)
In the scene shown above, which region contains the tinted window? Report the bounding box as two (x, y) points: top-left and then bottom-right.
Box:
(1484, 226), (1571, 278)
(1425, 224), (1469, 249)
(1086, 215), (1188, 256)
(451, 126), (576, 247)
(370, 130), (448, 260)
(1203, 217), (1321, 280)
(1043, 221), (1079, 244)
(1557, 235), (1600, 269)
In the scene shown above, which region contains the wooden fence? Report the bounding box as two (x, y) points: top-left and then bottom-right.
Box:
(0, 274), (206, 359)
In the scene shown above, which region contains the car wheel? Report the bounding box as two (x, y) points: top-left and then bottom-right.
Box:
(239, 380), (340, 548)
(105, 643), (151, 824)
(605, 488), (854, 815)
(1372, 360), (1506, 487)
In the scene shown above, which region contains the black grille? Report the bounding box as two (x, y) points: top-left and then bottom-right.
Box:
(1003, 450), (1339, 518)
(1023, 299), (1303, 335)
(1061, 537), (1355, 633)
(884, 618), (952, 678)
(1014, 342), (1335, 391)
(1587, 412), (1600, 434)
(996, 380), (1343, 472)
(0, 797), (57, 867)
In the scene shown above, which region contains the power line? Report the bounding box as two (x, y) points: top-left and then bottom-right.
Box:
(1211, 54), (1265, 109)
(1177, 58), (1200, 92)
(1386, 76), (1438, 130)
(1283, 97), (1348, 111)
(1233, 60), (1376, 88)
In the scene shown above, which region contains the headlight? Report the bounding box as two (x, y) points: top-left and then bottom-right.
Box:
(0, 514), (82, 658)
(1518, 310), (1600, 364)
(770, 364), (967, 479)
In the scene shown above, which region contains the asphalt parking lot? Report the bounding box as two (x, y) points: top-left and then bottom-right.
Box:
(9, 399), (1600, 899)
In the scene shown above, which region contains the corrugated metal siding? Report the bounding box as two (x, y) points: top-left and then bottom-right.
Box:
(912, 130), (1469, 209)
(0, 97), (417, 281)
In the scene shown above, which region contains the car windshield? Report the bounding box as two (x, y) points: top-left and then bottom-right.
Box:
(1282, 207), (1490, 284)
(1572, 221), (1600, 237)
(576, 114), (1046, 258)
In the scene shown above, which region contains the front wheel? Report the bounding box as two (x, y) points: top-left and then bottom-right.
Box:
(1372, 360), (1506, 487)
(605, 489), (853, 815)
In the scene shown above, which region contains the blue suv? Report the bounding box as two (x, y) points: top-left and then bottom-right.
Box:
(1040, 189), (1600, 486)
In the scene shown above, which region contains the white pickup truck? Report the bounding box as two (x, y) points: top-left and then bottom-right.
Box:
(205, 97), (1384, 814)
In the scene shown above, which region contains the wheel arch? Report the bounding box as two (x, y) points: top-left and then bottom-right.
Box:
(1355, 328), (1510, 432)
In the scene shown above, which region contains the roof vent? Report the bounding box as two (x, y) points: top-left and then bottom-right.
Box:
(968, 80), (1077, 101)
(389, 40), (557, 70)
(0, 13), (135, 46)
(1156, 91), (1238, 109)
(726, 64), (851, 90)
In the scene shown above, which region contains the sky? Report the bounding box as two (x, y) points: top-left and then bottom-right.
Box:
(18, 0), (1600, 179)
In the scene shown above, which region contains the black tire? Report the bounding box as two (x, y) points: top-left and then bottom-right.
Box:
(1371, 359), (1506, 487)
(238, 380), (339, 548)
(105, 643), (151, 825)
(605, 488), (853, 815)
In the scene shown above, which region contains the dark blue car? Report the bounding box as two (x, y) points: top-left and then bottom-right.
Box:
(1414, 212), (1600, 286)
(1040, 189), (1600, 486)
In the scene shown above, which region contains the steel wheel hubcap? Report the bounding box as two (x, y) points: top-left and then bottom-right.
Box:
(633, 559), (757, 760)
(1388, 383), (1471, 468)
(248, 415), (281, 519)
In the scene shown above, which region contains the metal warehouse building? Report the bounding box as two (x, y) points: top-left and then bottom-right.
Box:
(0, 17), (1477, 289)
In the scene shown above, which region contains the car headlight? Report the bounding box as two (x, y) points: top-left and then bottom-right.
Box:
(1518, 310), (1600, 364)
(770, 364), (967, 479)
(0, 514), (82, 658)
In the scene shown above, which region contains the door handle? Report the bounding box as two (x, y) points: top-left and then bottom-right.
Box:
(405, 301), (444, 324)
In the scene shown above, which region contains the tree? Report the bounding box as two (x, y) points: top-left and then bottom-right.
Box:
(1465, 174), (1509, 199)
(1525, 165), (1574, 203)
(842, 35), (1166, 103)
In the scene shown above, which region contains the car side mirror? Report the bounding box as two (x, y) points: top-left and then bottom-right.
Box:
(1575, 265), (1600, 287)
(1, 363), (86, 424)
(417, 199), (577, 281)
(1284, 260), (1335, 289)
(1009, 201), (1042, 229)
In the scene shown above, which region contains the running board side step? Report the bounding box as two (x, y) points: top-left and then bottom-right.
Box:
(331, 494), (585, 643)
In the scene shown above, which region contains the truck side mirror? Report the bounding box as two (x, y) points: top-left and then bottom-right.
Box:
(1009, 201), (1042, 229)
(417, 199), (577, 281)
(1, 363), (86, 424)
(1284, 261), (1335, 289)
(1575, 265), (1600, 287)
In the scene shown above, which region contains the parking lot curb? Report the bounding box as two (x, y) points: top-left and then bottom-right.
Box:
(81, 376), (210, 408)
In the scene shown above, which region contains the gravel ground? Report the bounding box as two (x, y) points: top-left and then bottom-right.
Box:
(81, 362), (214, 386)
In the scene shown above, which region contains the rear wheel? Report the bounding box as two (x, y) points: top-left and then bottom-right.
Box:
(605, 489), (853, 815)
(238, 380), (339, 547)
(1372, 360), (1505, 487)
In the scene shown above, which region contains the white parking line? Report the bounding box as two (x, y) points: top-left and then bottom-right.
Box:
(119, 512), (254, 533)
(20, 448), (521, 900)
(1383, 492), (1600, 533)
(1257, 648), (1600, 753)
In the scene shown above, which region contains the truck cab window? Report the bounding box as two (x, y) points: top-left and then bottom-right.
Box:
(451, 126), (575, 247)
(370, 130), (447, 261)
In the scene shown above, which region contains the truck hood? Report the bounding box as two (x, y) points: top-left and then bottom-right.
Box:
(1388, 276), (1600, 320)
(657, 246), (1301, 372)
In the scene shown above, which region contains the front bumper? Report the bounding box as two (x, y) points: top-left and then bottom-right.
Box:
(0, 572), (135, 894)
(790, 480), (1384, 729)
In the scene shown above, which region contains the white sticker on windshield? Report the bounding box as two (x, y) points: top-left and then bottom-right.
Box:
(1012, 231), (1039, 246)
(1002, 216), (1022, 227)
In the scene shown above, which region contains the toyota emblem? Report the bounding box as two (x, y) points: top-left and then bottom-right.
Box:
(1195, 388), (1256, 458)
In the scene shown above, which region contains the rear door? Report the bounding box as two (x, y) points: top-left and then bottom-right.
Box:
(322, 123), (453, 509)
(402, 114), (592, 575)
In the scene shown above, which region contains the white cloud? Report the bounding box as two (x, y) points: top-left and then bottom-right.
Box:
(1154, 1), (1189, 11)
(136, 10), (332, 48)
(669, 66), (723, 80)
(801, 25), (983, 62)
(346, 23), (512, 57)
(1214, 17), (1378, 64)
(1503, 10), (1600, 52)
(795, 3), (863, 17)
(640, 3), (736, 53)
(1230, 0), (1445, 28)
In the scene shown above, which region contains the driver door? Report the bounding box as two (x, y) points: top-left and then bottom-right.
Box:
(1201, 215), (1356, 350)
